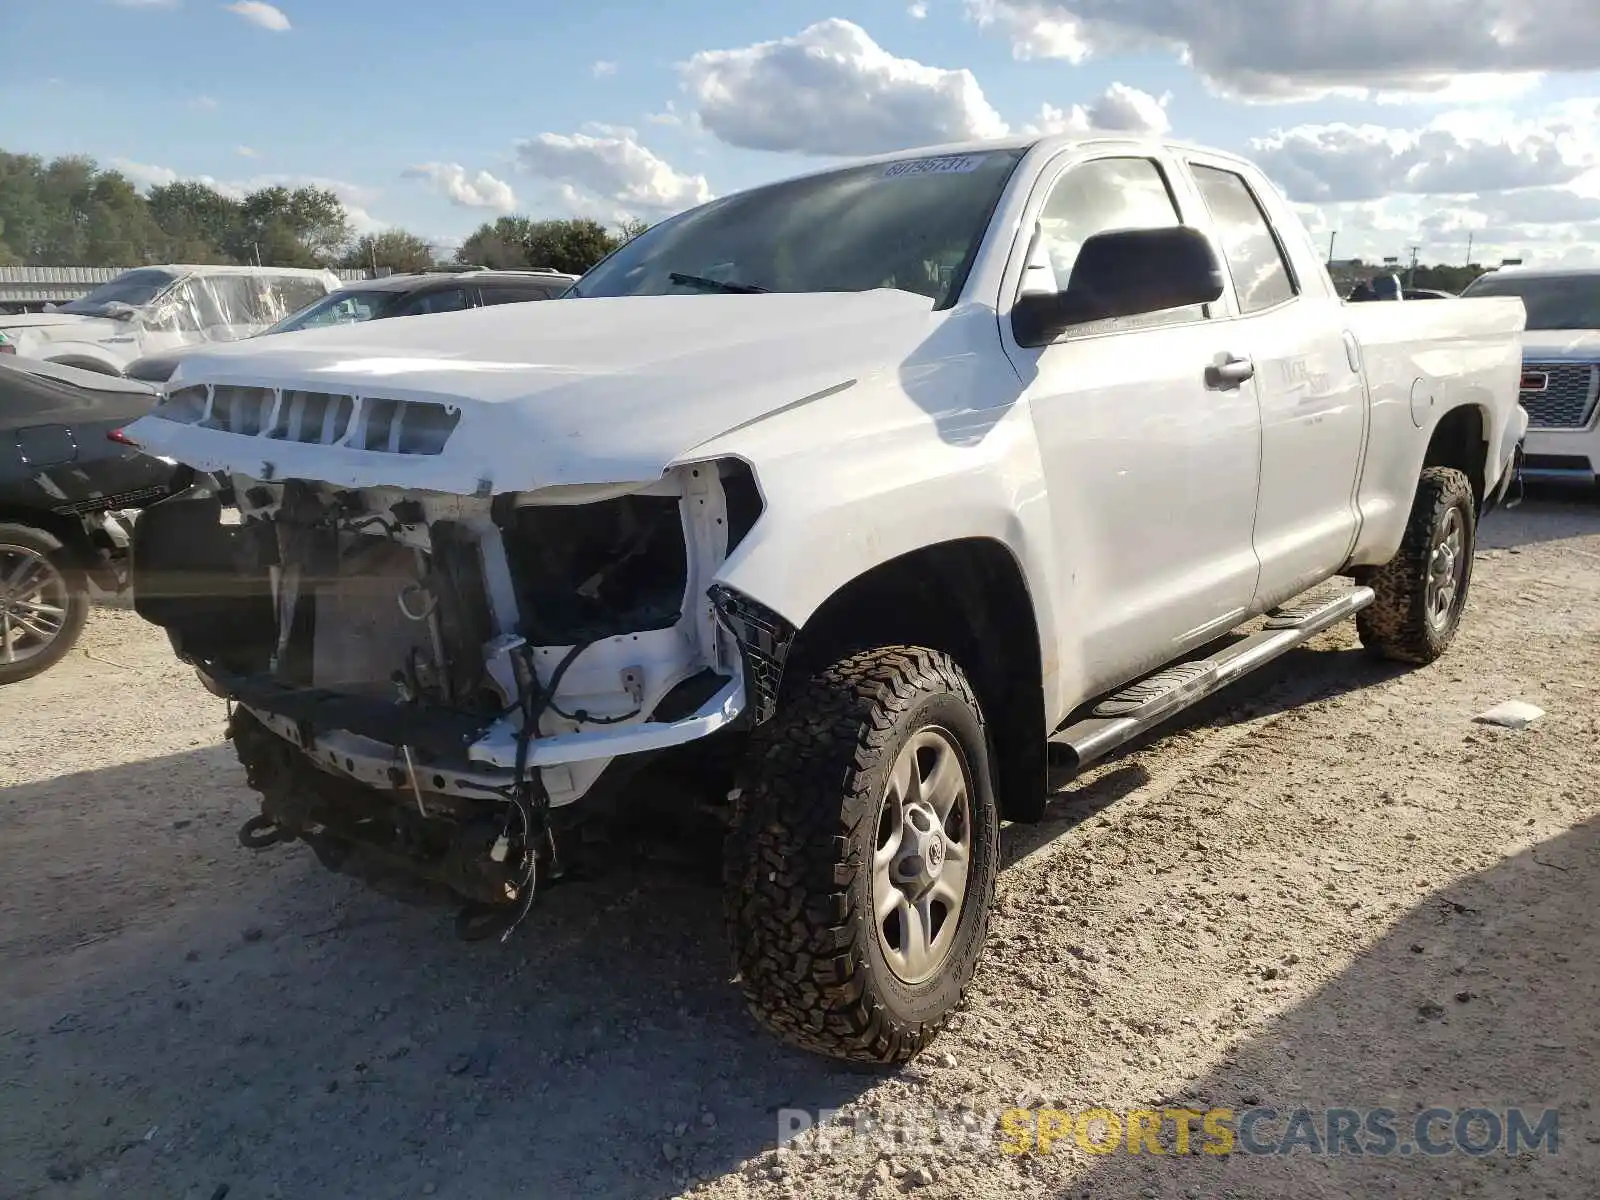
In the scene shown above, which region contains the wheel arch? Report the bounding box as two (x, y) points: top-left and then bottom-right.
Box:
(764, 536), (1049, 824)
(44, 353), (124, 376)
(1422, 403), (1489, 512)
(0, 507), (95, 567)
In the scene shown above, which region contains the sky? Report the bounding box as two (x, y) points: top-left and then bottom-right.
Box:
(6, 0), (1600, 265)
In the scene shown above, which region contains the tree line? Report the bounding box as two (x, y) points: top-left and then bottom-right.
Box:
(0, 150), (645, 276)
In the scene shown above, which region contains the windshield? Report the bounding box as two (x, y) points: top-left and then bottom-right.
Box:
(572, 149), (1028, 307)
(1460, 273), (1600, 330)
(60, 268), (179, 315)
(265, 288), (401, 334)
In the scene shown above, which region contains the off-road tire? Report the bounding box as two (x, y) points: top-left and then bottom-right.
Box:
(724, 646), (1000, 1065)
(1356, 466), (1476, 665)
(0, 522), (90, 686)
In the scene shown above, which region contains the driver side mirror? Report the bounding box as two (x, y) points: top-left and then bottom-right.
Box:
(1012, 225), (1226, 348)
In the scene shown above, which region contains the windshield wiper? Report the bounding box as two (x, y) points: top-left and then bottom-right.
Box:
(668, 271), (768, 295)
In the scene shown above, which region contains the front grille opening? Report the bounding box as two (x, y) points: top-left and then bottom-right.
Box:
(396, 403), (460, 455)
(202, 385), (274, 435)
(156, 385), (208, 424)
(352, 397), (460, 455)
(269, 391), (354, 444)
(1519, 363), (1598, 429)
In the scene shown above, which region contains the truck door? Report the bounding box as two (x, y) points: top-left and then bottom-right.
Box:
(999, 150), (1264, 701)
(1180, 158), (1369, 608)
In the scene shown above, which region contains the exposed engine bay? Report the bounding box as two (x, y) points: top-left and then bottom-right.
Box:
(132, 459), (763, 937)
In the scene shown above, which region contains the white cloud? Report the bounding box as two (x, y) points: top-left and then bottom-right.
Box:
(967, 0), (1091, 61)
(908, 1), (928, 17)
(514, 128), (713, 221)
(225, 1), (290, 32)
(963, 0), (1600, 101)
(592, 60), (618, 78)
(1251, 107), (1599, 203)
(112, 158), (182, 190)
(681, 19), (1007, 156)
(1024, 83), (1170, 136)
(1297, 192), (1600, 267)
(236, 145), (259, 158)
(190, 94), (219, 111)
(111, 159), (390, 234)
(403, 162), (519, 212)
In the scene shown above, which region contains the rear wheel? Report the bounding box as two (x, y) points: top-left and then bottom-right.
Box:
(724, 646), (1000, 1065)
(0, 523), (90, 685)
(1356, 466), (1476, 665)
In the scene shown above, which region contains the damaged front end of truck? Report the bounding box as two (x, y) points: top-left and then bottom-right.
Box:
(125, 373), (790, 940)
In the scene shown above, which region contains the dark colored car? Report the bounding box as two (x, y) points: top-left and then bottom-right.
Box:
(0, 356), (188, 683)
(124, 267), (579, 384)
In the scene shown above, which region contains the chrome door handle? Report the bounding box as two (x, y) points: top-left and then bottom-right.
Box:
(1206, 355), (1255, 390)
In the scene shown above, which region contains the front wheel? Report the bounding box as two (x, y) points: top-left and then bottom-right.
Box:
(1357, 466), (1476, 665)
(724, 646), (1000, 1065)
(0, 523), (90, 685)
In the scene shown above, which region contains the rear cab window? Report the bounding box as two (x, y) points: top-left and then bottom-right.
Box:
(1187, 164), (1299, 314)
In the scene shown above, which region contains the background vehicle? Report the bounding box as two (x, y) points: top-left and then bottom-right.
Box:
(0, 356), (183, 684)
(1460, 266), (1600, 491)
(122, 267), (579, 384)
(0, 265), (341, 376)
(124, 135), (1526, 1065)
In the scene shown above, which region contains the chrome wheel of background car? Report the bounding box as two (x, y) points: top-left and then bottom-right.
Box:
(0, 544), (70, 667)
(873, 726), (974, 986)
(1426, 506), (1467, 630)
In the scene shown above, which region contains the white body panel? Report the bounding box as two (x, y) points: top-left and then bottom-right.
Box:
(121, 136), (1528, 805)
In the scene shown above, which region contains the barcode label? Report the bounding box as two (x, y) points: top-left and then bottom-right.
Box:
(881, 154), (986, 178)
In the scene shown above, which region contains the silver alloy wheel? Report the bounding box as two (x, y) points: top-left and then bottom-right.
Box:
(1425, 505), (1467, 630)
(872, 726), (974, 985)
(0, 544), (70, 667)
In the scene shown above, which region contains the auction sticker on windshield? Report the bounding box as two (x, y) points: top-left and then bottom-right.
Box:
(881, 154), (986, 178)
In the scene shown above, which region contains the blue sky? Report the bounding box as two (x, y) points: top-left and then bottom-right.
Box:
(6, 0), (1600, 264)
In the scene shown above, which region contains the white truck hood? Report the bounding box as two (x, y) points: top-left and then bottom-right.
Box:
(123, 289), (943, 494)
(1520, 329), (1600, 360)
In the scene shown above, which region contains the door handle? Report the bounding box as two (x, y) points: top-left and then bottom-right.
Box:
(1205, 355), (1255, 390)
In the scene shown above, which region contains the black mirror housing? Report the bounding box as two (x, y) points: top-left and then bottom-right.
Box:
(1011, 225), (1226, 348)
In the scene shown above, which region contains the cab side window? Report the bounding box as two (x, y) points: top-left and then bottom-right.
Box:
(394, 288), (469, 317)
(479, 284), (561, 305)
(1189, 165), (1298, 314)
(1024, 156), (1205, 330)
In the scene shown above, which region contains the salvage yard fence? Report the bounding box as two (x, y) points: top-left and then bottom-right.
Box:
(0, 265), (377, 310)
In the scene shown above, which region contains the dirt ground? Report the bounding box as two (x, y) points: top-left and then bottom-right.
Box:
(2, 494), (1598, 1200)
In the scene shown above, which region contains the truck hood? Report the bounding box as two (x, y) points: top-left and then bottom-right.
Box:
(1520, 329), (1600, 361)
(123, 289), (946, 494)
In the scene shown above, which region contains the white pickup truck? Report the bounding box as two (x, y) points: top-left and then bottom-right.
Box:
(122, 135), (1527, 1065)
(0, 265), (341, 375)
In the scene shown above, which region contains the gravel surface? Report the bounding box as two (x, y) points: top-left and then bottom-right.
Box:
(2, 495), (1598, 1200)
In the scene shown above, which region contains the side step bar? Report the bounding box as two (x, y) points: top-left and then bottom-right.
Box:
(1048, 584), (1375, 772)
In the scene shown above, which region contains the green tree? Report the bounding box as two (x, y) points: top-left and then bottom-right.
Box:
(338, 229), (436, 274)
(458, 216), (620, 274)
(227, 184), (351, 266)
(147, 181), (242, 262)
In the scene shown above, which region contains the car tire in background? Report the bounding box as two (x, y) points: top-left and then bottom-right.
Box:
(0, 523), (91, 686)
(724, 646), (1000, 1065)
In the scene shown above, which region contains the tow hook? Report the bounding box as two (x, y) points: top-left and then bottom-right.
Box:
(238, 814), (290, 850)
